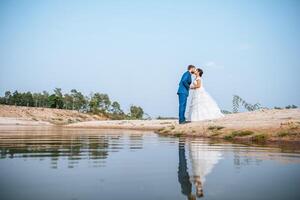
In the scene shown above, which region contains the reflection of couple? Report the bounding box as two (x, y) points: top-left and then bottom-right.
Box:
(178, 139), (222, 199)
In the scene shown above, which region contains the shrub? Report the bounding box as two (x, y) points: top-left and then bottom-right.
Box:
(252, 134), (268, 143)
(208, 126), (224, 131)
(174, 132), (183, 137)
(231, 130), (254, 137)
(277, 131), (289, 137)
(224, 135), (233, 140)
(223, 130), (254, 140)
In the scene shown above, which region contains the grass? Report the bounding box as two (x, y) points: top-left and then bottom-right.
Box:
(159, 129), (170, 134)
(224, 131), (268, 143)
(211, 132), (222, 137)
(208, 126), (225, 137)
(277, 131), (289, 137)
(170, 125), (175, 130)
(160, 122), (172, 125)
(224, 130), (254, 140)
(231, 130), (254, 137)
(277, 130), (299, 137)
(281, 121), (300, 130)
(251, 134), (268, 143)
(157, 128), (164, 132)
(208, 125), (225, 131)
(224, 135), (234, 140)
(174, 131), (183, 137)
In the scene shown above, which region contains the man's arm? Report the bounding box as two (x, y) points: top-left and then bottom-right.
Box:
(182, 74), (190, 89)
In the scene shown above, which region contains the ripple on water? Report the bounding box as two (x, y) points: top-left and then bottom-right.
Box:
(0, 127), (300, 200)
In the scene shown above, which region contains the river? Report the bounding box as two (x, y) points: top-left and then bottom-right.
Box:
(0, 126), (299, 200)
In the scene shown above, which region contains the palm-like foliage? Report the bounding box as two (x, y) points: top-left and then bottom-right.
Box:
(232, 95), (261, 113)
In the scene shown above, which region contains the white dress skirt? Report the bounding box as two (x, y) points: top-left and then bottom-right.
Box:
(189, 141), (223, 184)
(187, 77), (224, 122)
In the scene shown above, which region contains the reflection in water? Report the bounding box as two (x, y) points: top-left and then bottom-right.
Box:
(188, 140), (222, 197)
(178, 139), (223, 199)
(178, 139), (195, 200)
(233, 148), (263, 168)
(0, 127), (300, 200)
(129, 133), (144, 150)
(0, 128), (140, 168)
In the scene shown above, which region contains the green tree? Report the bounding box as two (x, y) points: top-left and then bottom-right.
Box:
(89, 93), (111, 114)
(89, 93), (99, 113)
(0, 97), (4, 104)
(109, 101), (125, 119)
(285, 105), (298, 109)
(129, 105), (144, 119)
(42, 91), (49, 107)
(23, 92), (34, 107)
(71, 89), (86, 111)
(53, 88), (64, 109)
(33, 92), (46, 107)
(63, 94), (74, 110)
(11, 91), (21, 106)
(32, 93), (39, 107)
(48, 94), (63, 109)
(0, 89), (147, 121)
(4, 91), (11, 104)
(110, 101), (123, 114)
(48, 94), (57, 108)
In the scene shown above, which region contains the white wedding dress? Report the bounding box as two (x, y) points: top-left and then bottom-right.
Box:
(188, 140), (223, 196)
(187, 77), (224, 121)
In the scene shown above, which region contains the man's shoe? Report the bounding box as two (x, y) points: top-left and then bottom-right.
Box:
(179, 121), (192, 125)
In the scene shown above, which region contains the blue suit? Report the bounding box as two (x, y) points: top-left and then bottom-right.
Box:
(177, 71), (192, 123)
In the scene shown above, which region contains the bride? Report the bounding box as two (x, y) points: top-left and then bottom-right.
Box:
(187, 68), (224, 122)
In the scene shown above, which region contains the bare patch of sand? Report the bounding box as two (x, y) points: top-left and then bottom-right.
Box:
(67, 119), (177, 131)
(0, 105), (106, 125)
(157, 109), (300, 143)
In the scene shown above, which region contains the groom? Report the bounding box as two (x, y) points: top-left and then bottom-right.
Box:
(177, 65), (196, 124)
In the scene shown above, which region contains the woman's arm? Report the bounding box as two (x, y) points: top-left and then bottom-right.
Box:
(191, 79), (201, 89)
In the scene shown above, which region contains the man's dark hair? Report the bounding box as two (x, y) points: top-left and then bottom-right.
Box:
(187, 65), (196, 70)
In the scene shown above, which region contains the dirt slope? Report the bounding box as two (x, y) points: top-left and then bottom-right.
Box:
(0, 105), (106, 125)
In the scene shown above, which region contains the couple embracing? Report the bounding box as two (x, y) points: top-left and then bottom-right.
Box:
(177, 65), (223, 124)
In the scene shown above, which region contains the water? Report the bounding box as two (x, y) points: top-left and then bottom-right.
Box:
(0, 127), (300, 200)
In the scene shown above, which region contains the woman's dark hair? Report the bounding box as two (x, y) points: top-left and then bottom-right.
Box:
(197, 68), (203, 77)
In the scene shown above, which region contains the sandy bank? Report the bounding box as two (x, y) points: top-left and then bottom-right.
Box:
(0, 117), (52, 126)
(66, 119), (177, 131)
(1, 105), (299, 144)
(157, 109), (300, 143)
(0, 105), (105, 125)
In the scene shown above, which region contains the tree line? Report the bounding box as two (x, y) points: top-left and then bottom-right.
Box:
(0, 88), (144, 120)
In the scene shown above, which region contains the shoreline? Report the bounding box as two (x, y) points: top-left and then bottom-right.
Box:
(66, 119), (176, 131)
(156, 108), (300, 144)
(0, 105), (299, 145)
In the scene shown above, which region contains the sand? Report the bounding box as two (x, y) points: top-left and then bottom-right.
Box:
(0, 105), (105, 125)
(66, 119), (176, 130)
(0, 105), (299, 143)
(157, 108), (300, 143)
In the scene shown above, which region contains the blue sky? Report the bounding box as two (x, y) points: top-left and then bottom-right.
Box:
(0, 0), (299, 117)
